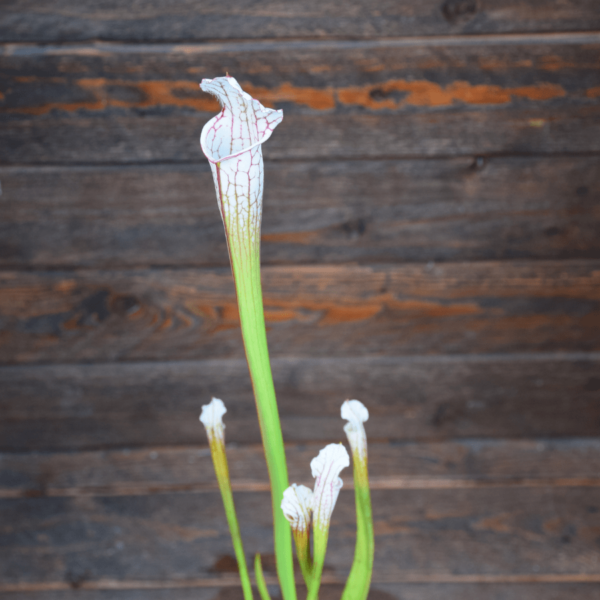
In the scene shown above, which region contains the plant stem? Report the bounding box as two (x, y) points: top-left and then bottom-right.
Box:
(224, 197), (296, 600)
(255, 554), (273, 600)
(306, 525), (328, 600)
(341, 454), (374, 600)
(208, 435), (254, 600)
(293, 528), (313, 586)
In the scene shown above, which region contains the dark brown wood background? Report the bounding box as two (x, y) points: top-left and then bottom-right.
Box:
(1, 1), (600, 599)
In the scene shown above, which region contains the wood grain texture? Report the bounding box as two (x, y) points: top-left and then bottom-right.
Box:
(4, 107), (600, 165)
(4, 35), (598, 116)
(2, 439), (600, 498)
(2, 0), (600, 43)
(1, 354), (598, 451)
(0, 261), (599, 365)
(1, 156), (599, 268)
(2, 583), (600, 600)
(2, 36), (600, 163)
(3, 4), (599, 600)
(1, 487), (599, 586)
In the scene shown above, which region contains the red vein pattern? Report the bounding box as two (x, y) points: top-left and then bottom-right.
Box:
(200, 76), (283, 249)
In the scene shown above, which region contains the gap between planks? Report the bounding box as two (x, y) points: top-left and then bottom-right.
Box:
(3, 31), (600, 57)
(3, 150), (600, 171)
(2, 351), (599, 369)
(3, 573), (600, 594)
(1, 477), (600, 499)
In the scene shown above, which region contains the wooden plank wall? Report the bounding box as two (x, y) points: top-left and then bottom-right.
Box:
(1, 1), (600, 598)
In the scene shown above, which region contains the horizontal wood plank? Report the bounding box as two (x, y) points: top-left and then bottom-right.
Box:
(2, 439), (600, 498)
(0, 261), (599, 365)
(1, 156), (599, 268)
(2, 583), (600, 600)
(1, 354), (598, 450)
(362, 584), (600, 600)
(4, 108), (599, 165)
(2, 1), (600, 43)
(2, 36), (600, 163)
(4, 36), (599, 116)
(1, 486), (599, 586)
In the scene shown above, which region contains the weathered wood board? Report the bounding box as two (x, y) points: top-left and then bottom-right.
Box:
(5, 106), (600, 164)
(5, 35), (600, 116)
(2, 0), (600, 43)
(0, 261), (598, 364)
(1, 156), (599, 268)
(3, 583), (600, 600)
(2, 35), (600, 164)
(3, 439), (600, 498)
(2, 487), (599, 586)
(1, 355), (599, 451)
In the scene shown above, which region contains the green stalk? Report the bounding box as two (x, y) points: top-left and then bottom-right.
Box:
(254, 554), (272, 600)
(307, 525), (328, 600)
(221, 178), (296, 600)
(342, 453), (374, 600)
(208, 433), (254, 600)
(293, 527), (313, 586)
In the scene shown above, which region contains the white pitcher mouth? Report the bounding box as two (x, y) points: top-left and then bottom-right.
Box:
(200, 114), (273, 164)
